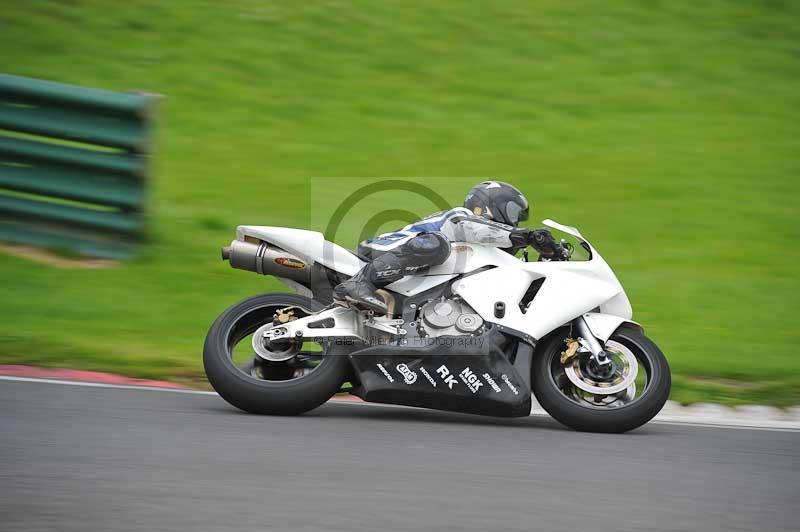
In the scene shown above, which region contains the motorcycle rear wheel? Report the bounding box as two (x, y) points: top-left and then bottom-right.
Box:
(203, 293), (350, 415)
(532, 325), (671, 433)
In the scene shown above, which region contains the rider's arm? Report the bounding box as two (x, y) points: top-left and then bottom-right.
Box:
(446, 213), (517, 247)
(446, 212), (566, 259)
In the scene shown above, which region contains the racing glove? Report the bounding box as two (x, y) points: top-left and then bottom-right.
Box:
(509, 228), (534, 249)
(510, 228), (569, 260)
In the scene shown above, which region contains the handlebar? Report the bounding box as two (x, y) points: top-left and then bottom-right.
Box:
(519, 229), (574, 262)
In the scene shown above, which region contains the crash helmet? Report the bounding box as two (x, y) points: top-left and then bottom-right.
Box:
(463, 181), (530, 227)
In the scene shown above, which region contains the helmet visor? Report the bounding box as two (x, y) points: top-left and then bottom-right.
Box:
(505, 202), (529, 225)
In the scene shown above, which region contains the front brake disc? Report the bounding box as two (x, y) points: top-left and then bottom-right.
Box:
(564, 343), (638, 395)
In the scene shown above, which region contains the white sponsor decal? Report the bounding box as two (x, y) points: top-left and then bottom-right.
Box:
(501, 374), (519, 395)
(396, 363), (417, 385)
(482, 373), (502, 393)
(458, 367), (484, 394)
(377, 363), (394, 383)
(436, 365), (459, 389)
(419, 366), (437, 387)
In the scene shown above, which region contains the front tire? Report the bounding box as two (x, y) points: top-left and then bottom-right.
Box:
(532, 325), (671, 433)
(203, 293), (350, 415)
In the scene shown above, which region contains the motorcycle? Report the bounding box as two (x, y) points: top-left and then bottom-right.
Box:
(204, 219), (671, 433)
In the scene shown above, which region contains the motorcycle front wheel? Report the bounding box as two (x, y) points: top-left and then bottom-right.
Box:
(532, 325), (671, 433)
(203, 293), (350, 415)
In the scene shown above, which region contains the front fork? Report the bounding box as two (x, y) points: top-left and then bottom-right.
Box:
(573, 316), (612, 366)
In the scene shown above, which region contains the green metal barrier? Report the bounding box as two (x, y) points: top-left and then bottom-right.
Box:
(0, 74), (157, 259)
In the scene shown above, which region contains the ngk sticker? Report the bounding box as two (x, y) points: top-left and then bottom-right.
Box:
(436, 365), (458, 389)
(458, 367), (484, 394)
(396, 363), (417, 385)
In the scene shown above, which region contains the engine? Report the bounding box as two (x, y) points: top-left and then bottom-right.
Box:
(415, 297), (484, 338)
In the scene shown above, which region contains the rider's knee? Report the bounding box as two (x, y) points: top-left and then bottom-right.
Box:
(408, 232), (450, 265)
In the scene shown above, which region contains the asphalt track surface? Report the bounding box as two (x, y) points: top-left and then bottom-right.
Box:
(1, 380), (797, 532)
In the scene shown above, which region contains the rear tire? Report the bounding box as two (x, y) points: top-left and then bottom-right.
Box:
(203, 293), (350, 415)
(532, 325), (671, 433)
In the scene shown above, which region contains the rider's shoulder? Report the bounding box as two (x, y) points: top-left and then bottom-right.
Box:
(421, 206), (472, 220)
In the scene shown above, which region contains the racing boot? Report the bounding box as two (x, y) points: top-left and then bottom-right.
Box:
(333, 253), (404, 314)
(333, 272), (387, 314)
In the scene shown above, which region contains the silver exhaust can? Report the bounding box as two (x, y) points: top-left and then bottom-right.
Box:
(222, 240), (311, 283)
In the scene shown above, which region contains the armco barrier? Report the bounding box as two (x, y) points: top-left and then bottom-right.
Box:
(0, 74), (157, 259)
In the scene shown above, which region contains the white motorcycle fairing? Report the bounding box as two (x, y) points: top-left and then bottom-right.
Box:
(450, 219), (637, 342)
(235, 220), (638, 345)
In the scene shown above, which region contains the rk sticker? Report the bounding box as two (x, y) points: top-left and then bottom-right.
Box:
(274, 257), (306, 269)
(436, 365), (459, 389)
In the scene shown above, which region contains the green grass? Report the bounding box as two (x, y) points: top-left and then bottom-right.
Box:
(1, 1), (799, 405)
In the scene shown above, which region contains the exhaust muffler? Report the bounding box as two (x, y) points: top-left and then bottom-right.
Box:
(221, 240), (311, 283)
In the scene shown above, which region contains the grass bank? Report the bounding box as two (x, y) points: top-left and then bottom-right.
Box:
(0, 1), (798, 405)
